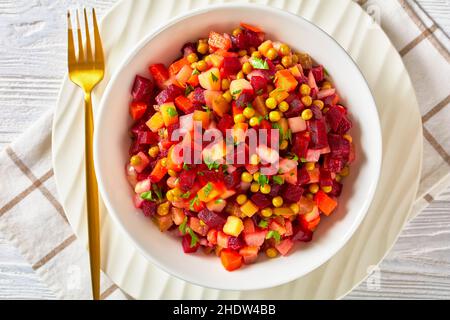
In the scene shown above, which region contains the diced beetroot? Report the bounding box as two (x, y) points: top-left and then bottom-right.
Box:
(285, 220), (293, 236)
(182, 234), (199, 253)
(269, 183), (282, 197)
(284, 96), (304, 118)
(251, 193), (272, 209)
(132, 75), (154, 103)
(292, 225), (313, 242)
(232, 29), (263, 50)
(275, 238), (294, 256)
(323, 156), (345, 173)
(198, 209), (227, 229)
(281, 183), (304, 203)
(243, 218), (256, 234)
(235, 91), (254, 108)
(244, 230), (267, 247)
(179, 169), (197, 191)
(192, 87), (206, 107)
(308, 118), (328, 149)
(224, 169), (241, 189)
(250, 76), (268, 93)
(310, 105), (323, 120)
(181, 42), (197, 57)
(326, 105), (353, 134)
(155, 84), (184, 105)
(222, 57), (242, 76)
(130, 119), (151, 137)
(137, 131), (159, 145)
(228, 236), (245, 251)
(297, 167), (310, 185)
(167, 123), (181, 142)
(328, 134), (350, 161)
(217, 114), (234, 136)
(319, 168), (333, 187)
(328, 180), (343, 197)
(141, 201), (157, 217)
(292, 132), (310, 159)
(311, 65), (324, 82)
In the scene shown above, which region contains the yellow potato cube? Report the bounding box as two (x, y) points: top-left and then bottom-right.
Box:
(240, 200), (259, 217)
(146, 112), (164, 132)
(223, 216), (244, 237)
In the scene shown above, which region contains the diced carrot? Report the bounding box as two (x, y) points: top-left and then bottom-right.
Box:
(315, 190), (337, 216)
(129, 101), (147, 121)
(160, 102), (179, 127)
(239, 246), (259, 264)
(186, 74), (199, 87)
(169, 57), (190, 76)
(275, 69), (298, 92)
(197, 182), (222, 203)
(149, 64), (169, 88)
(149, 159), (168, 183)
(175, 96), (195, 114)
(240, 22), (263, 33)
(220, 249), (243, 271)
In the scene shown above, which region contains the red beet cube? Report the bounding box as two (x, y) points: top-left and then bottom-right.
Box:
(222, 57), (242, 76)
(281, 184), (304, 203)
(228, 236), (245, 251)
(323, 156), (345, 173)
(292, 225), (313, 242)
(297, 167), (310, 185)
(328, 134), (350, 161)
(292, 132), (310, 159)
(308, 118), (328, 149)
(179, 169), (197, 191)
(217, 114), (234, 136)
(311, 66), (324, 82)
(132, 75), (154, 103)
(141, 201), (157, 217)
(251, 193), (272, 209)
(182, 234), (199, 253)
(250, 76), (268, 94)
(198, 209), (227, 229)
(319, 168), (333, 187)
(155, 84), (183, 105)
(137, 131), (159, 145)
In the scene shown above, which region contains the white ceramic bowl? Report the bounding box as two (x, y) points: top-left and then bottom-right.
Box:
(94, 3), (382, 291)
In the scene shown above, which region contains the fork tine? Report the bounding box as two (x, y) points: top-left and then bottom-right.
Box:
(92, 8), (104, 67)
(76, 9), (85, 61)
(67, 11), (76, 68)
(83, 8), (94, 63)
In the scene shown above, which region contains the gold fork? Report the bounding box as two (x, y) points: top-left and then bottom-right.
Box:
(67, 8), (104, 300)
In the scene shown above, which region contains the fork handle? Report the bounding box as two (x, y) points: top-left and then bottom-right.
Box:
(84, 92), (101, 300)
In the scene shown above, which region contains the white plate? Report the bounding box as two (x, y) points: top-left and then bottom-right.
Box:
(93, 3), (381, 291)
(52, 0), (422, 299)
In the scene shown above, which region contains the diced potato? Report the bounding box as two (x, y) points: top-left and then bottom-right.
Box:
(269, 88), (289, 103)
(160, 102), (179, 127)
(199, 67), (221, 91)
(146, 112), (164, 132)
(240, 200), (259, 217)
(193, 110), (211, 129)
(223, 216), (244, 237)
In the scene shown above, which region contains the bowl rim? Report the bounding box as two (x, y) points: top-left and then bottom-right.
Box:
(94, 2), (382, 291)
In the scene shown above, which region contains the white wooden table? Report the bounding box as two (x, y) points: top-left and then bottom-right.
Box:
(0, 0), (449, 299)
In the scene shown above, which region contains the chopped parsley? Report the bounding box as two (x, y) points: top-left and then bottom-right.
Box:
(211, 72), (219, 82)
(246, 102), (253, 109)
(215, 199), (224, 204)
(152, 184), (163, 201)
(140, 191), (154, 201)
(250, 57), (269, 70)
(203, 182), (213, 197)
(300, 157), (307, 163)
(180, 191), (191, 199)
(183, 163), (190, 170)
(266, 230), (281, 244)
(258, 219), (269, 228)
(256, 89), (264, 95)
(273, 175), (284, 185)
(231, 89), (242, 97)
(192, 69), (200, 75)
(202, 105), (211, 113)
(187, 228), (199, 247)
(258, 174), (269, 187)
(204, 157), (220, 170)
(179, 216), (188, 235)
(189, 195), (200, 211)
(185, 84), (195, 96)
(167, 106), (178, 117)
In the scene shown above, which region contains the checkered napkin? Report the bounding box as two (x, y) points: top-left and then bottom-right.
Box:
(0, 0), (449, 299)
